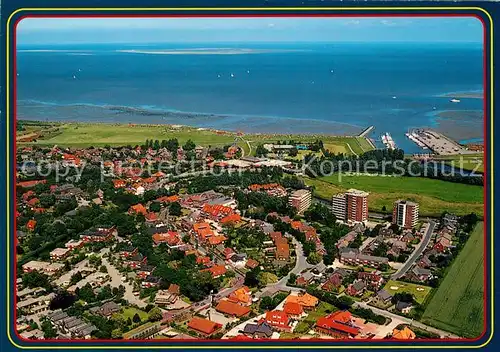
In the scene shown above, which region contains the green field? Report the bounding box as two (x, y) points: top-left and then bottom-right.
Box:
(383, 280), (433, 305)
(421, 222), (485, 338)
(434, 153), (484, 173)
(303, 175), (483, 217)
(19, 121), (374, 157)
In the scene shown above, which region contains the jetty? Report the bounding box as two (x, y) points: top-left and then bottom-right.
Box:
(358, 125), (375, 138)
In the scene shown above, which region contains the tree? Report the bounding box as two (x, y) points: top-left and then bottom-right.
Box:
(149, 202), (161, 213)
(132, 313), (141, 323)
(257, 272), (278, 287)
(259, 296), (274, 311)
(111, 328), (123, 339)
(100, 265), (108, 273)
(169, 202), (182, 216)
(22, 271), (51, 291)
(41, 319), (57, 338)
(77, 283), (96, 303)
(288, 148), (298, 157)
(70, 272), (83, 286)
(245, 267), (261, 287)
(148, 307), (163, 322)
(183, 139), (196, 151)
(307, 252), (322, 265)
(255, 144), (268, 157)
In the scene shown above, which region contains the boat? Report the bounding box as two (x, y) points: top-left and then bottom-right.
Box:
(450, 98), (461, 103)
(381, 132), (397, 150)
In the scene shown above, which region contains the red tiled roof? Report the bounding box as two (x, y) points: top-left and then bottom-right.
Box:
(188, 317), (222, 335)
(27, 198), (40, 206)
(221, 213), (241, 224)
(202, 204), (233, 217)
(316, 317), (359, 336)
(152, 231), (180, 246)
(26, 219), (37, 231)
(201, 265), (227, 278)
(129, 203), (148, 215)
(283, 302), (304, 316)
(156, 195), (180, 203)
(265, 310), (290, 328)
(215, 300), (251, 317)
(145, 212), (158, 221)
(246, 259), (259, 269)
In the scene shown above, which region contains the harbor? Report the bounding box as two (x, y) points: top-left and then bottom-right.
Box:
(405, 129), (477, 156)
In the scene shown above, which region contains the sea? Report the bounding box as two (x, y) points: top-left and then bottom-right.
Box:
(16, 42), (484, 154)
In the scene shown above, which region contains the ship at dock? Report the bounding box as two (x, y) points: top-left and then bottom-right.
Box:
(381, 132), (397, 150)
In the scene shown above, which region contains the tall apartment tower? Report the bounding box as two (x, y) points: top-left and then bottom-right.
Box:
(332, 189), (369, 223)
(392, 200), (419, 229)
(288, 189), (312, 214)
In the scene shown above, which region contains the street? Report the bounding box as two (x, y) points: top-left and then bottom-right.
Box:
(100, 248), (147, 308)
(391, 221), (436, 280)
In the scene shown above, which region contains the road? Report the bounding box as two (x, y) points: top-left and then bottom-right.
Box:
(391, 221), (436, 280)
(100, 248), (147, 308)
(273, 236), (313, 290)
(353, 301), (459, 339)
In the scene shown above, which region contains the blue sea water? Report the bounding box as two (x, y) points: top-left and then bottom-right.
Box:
(16, 42), (484, 153)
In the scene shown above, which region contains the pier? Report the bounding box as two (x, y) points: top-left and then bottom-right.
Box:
(358, 125), (375, 138)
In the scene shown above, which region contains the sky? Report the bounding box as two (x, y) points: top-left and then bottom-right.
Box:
(16, 17), (483, 45)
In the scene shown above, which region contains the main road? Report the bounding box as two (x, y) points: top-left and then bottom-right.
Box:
(391, 220), (436, 280)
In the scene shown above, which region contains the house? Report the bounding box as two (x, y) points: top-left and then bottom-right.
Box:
(155, 286), (180, 306)
(22, 261), (64, 276)
(222, 247), (235, 260)
(357, 272), (384, 290)
(50, 248), (71, 261)
(418, 256), (433, 269)
(125, 253), (147, 269)
(228, 286), (252, 306)
(221, 213), (242, 226)
(336, 231), (358, 249)
(152, 231), (182, 247)
(201, 265), (227, 278)
(264, 310), (291, 331)
(187, 317), (222, 337)
(129, 204), (148, 216)
(372, 289), (392, 306)
(392, 326), (416, 339)
(395, 301), (413, 314)
(141, 275), (161, 288)
(285, 293), (319, 310)
(26, 219), (37, 232)
(346, 280), (366, 297)
(215, 300), (251, 317)
(409, 266), (432, 282)
(246, 258), (259, 269)
(65, 239), (84, 250)
(119, 246), (138, 259)
(80, 227), (116, 242)
(229, 253), (247, 268)
(112, 179), (127, 189)
(242, 322), (273, 339)
(283, 302), (304, 319)
(89, 301), (121, 318)
(322, 273), (343, 292)
(315, 311), (360, 338)
(137, 265), (156, 280)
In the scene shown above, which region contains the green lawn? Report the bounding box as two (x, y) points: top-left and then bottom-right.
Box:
(383, 280), (433, 305)
(303, 174), (483, 217)
(421, 222), (485, 338)
(293, 301), (336, 334)
(113, 307), (149, 322)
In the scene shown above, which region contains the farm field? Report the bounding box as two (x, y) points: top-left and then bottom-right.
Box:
(421, 222), (485, 338)
(383, 280), (433, 305)
(303, 175), (484, 217)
